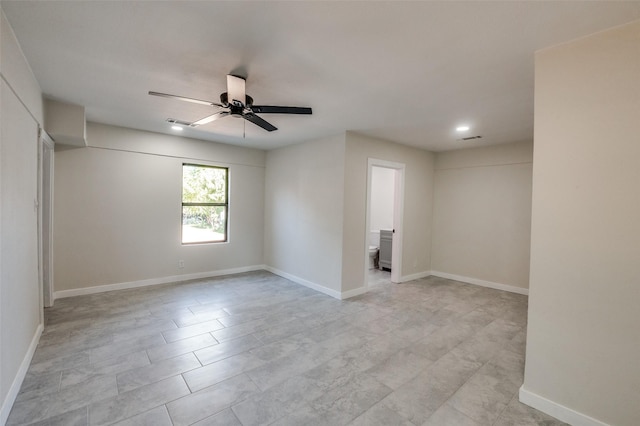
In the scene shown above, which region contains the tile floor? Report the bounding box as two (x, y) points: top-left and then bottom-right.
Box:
(7, 270), (566, 426)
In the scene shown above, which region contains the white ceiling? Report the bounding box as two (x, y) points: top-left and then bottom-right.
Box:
(3, 1), (639, 151)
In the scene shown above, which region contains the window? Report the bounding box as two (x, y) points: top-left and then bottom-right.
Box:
(181, 164), (228, 244)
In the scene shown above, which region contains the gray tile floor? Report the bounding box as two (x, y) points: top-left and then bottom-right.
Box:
(8, 270), (566, 426)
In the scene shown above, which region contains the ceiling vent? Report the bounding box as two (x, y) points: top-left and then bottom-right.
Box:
(459, 135), (483, 141)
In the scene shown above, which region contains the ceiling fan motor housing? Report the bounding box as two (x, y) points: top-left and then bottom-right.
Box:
(220, 92), (253, 109)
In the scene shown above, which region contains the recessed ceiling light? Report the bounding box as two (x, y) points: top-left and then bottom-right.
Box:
(171, 125), (183, 131)
(456, 125), (470, 132)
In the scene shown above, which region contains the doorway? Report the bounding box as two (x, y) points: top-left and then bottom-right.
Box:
(39, 131), (54, 308)
(365, 158), (405, 287)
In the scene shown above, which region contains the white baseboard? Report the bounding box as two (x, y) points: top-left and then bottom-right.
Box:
(340, 286), (367, 299)
(53, 264), (363, 303)
(1, 323), (43, 425)
(398, 270), (432, 283)
(264, 266), (342, 300)
(429, 270), (529, 296)
(519, 386), (609, 426)
(53, 265), (267, 300)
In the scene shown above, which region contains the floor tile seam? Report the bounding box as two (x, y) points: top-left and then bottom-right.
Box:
(34, 336), (119, 361)
(41, 313), (154, 333)
(56, 370), (63, 394)
(26, 371), (64, 404)
(247, 354), (323, 393)
(243, 363), (284, 393)
(418, 332), (471, 366)
(96, 319), (175, 335)
(182, 368), (250, 395)
(179, 309), (234, 324)
(227, 405), (245, 426)
(94, 374), (193, 424)
(233, 387), (311, 426)
(471, 333), (525, 358)
(488, 388), (520, 426)
(248, 329), (277, 347)
(27, 355), (93, 379)
(11, 389), (54, 412)
(192, 345), (239, 367)
(15, 370), (64, 404)
(450, 316), (501, 352)
(18, 404), (65, 426)
(186, 303), (231, 318)
(180, 368), (198, 395)
(126, 404), (172, 426)
(88, 340), (156, 365)
(213, 294), (293, 311)
(48, 309), (150, 324)
(203, 331), (221, 348)
(20, 405), (90, 426)
(427, 357), (490, 423)
(189, 301), (240, 315)
(218, 312), (280, 328)
(109, 328), (181, 344)
(341, 374), (396, 421)
(436, 402), (481, 426)
(490, 393), (521, 426)
(166, 316), (227, 332)
(142, 346), (161, 366)
(365, 355), (434, 390)
(63, 363), (148, 392)
(224, 305), (295, 321)
(116, 372), (184, 396)
(354, 319), (400, 337)
(498, 342), (526, 361)
(448, 379), (513, 425)
(115, 356), (204, 394)
(177, 374), (261, 421)
(33, 384), (117, 426)
(412, 342), (488, 421)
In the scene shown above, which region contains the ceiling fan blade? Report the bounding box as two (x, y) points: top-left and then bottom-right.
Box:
(243, 113), (277, 132)
(251, 106), (312, 115)
(149, 91), (224, 107)
(192, 111), (230, 126)
(227, 75), (246, 106)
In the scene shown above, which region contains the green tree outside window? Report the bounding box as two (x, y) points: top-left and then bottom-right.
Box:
(182, 164), (228, 244)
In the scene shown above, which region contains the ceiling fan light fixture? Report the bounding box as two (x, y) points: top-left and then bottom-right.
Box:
(456, 125), (470, 132)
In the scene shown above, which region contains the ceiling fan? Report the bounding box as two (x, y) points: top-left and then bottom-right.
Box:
(149, 75), (312, 132)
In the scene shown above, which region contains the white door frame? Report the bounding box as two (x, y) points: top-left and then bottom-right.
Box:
(365, 158), (405, 286)
(38, 130), (55, 308)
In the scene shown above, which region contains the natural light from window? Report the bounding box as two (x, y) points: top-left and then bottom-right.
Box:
(181, 164), (228, 244)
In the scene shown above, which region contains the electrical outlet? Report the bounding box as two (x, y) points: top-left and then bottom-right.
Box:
(178, 260), (184, 269)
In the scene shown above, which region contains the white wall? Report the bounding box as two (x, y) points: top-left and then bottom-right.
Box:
(263, 134), (346, 296)
(342, 132), (435, 291)
(431, 142), (533, 291)
(522, 20), (640, 426)
(0, 9), (44, 424)
(53, 123), (265, 294)
(0, 12), (43, 125)
(370, 166), (394, 234)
